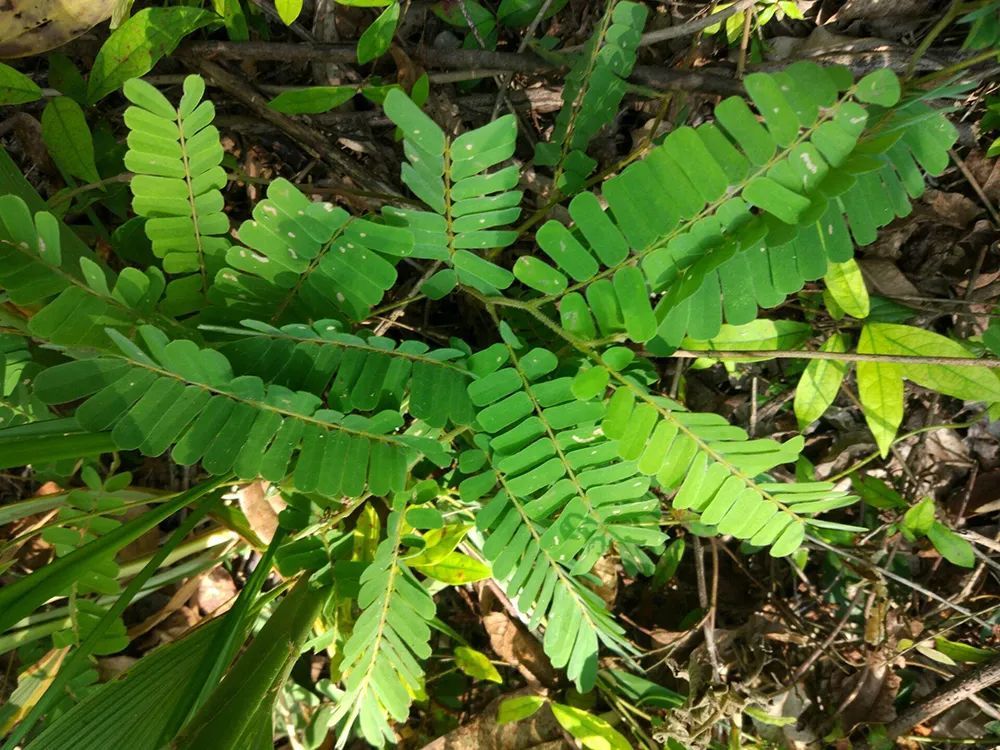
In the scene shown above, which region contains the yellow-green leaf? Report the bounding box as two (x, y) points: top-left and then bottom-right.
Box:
(824, 259), (869, 318)
(550, 702), (631, 750)
(275, 0), (303, 25)
(857, 324), (903, 457)
(683, 319), (811, 351)
(497, 695), (545, 724)
(901, 497), (935, 538)
(454, 646), (502, 684)
(407, 523), (472, 566)
(794, 333), (849, 429)
(411, 550), (490, 584)
(863, 323), (1000, 403)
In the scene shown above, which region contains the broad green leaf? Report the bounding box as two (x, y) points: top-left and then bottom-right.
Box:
(985, 318), (1000, 356)
(268, 86), (356, 114)
(47, 54), (87, 104)
(794, 333), (849, 429)
(550, 702), (631, 750)
(25, 620), (226, 750)
(454, 646), (502, 683)
(824, 259), (869, 318)
(405, 506), (443, 529)
(497, 695), (545, 724)
(934, 637), (995, 664)
(857, 324), (903, 457)
(357, 2), (400, 64)
(683, 319), (811, 351)
(275, 0), (304, 24)
(863, 323), (1000, 403)
(927, 521), (975, 568)
(41, 97), (100, 184)
(173, 578), (331, 749)
(87, 7), (217, 103)
(497, 0), (569, 26)
(603, 669), (685, 710)
(901, 497), (935, 538)
(0, 63), (42, 104)
(850, 474), (906, 509)
(855, 69), (901, 107)
(745, 705), (797, 727)
(411, 550), (491, 584)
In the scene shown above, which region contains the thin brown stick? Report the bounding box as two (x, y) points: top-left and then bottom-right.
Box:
(637, 0), (756, 47)
(789, 587), (867, 685)
(177, 53), (399, 198)
(669, 348), (1000, 367)
(693, 536), (723, 681)
(179, 40), (745, 96)
(858, 655), (1000, 748)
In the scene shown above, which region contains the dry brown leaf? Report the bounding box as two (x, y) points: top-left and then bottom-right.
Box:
(195, 565), (237, 616)
(924, 190), (982, 229)
(419, 689), (566, 750)
(587, 556), (619, 608)
(857, 257), (920, 299)
(0, 0), (116, 58)
(482, 612), (558, 688)
(234, 480), (284, 545)
(832, 0), (932, 22)
(834, 651), (901, 730)
(127, 574), (206, 638)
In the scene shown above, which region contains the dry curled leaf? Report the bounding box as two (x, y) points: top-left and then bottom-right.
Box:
(483, 612), (558, 689)
(0, 0), (116, 58)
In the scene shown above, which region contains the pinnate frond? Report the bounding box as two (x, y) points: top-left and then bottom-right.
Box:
(208, 319), (474, 427)
(332, 502), (436, 748)
(512, 64), (957, 344)
(124, 75), (230, 314)
(211, 178), (414, 323)
(534, 0), (647, 191)
(382, 89), (522, 295)
(33, 326), (441, 495)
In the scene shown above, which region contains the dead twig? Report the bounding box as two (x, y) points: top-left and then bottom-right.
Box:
(857, 654), (1000, 748)
(177, 53), (400, 200)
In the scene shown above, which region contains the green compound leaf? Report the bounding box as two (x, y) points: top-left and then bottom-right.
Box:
(330, 502), (436, 748)
(382, 89), (520, 295)
(123, 74), (229, 315)
(515, 63), (956, 347)
(33, 325), (439, 497)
